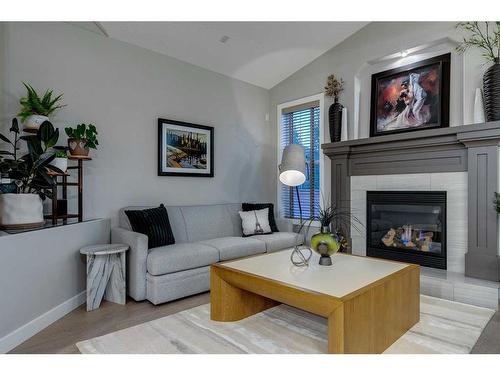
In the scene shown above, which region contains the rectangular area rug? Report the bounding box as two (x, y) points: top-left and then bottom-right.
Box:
(76, 295), (494, 354)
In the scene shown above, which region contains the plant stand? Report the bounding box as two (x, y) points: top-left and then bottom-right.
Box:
(45, 155), (91, 225)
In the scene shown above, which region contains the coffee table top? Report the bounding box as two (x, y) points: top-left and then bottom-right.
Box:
(219, 249), (412, 299)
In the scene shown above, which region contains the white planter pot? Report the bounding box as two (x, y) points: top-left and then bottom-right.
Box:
(0, 193), (44, 229)
(51, 157), (68, 173)
(23, 114), (49, 131)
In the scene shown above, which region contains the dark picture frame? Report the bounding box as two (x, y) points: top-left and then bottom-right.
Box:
(370, 53), (450, 137)
(157, 118), (214, 177)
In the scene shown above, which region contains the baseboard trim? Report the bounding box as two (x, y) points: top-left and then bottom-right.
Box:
(0, 291), (86, 353)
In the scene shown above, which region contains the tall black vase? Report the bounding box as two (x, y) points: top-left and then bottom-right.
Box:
(483, 58), (500, 122)
(328, 99), (343, 142)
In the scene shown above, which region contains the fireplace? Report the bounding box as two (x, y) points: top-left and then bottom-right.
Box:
(366, 191), (447, 269)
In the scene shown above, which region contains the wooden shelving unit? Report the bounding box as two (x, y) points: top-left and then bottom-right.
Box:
(45, 155), (91, 225)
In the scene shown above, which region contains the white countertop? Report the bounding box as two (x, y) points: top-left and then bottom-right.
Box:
(222, 249), (410, 298)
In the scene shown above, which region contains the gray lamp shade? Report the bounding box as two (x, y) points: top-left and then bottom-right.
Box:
(279, 144), (306, 187)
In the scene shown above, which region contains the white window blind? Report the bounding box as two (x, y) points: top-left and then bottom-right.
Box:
(280, 101), (320, 220)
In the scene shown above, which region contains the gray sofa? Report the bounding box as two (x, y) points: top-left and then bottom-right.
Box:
(111, 203), (302, 305)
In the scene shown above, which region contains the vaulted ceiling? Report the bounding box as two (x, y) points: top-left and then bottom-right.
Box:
(71, 22), (368, 89)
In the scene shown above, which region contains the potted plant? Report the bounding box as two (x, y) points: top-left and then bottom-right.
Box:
(50, 150), (68, 173)
(17, 82), (66, 131)
(456, 22), (500, 122)
(324, 74), (345, 142)
(310, 203), (363, 266)
(65, 123), (98, 157)
(0, 118), (62, 229)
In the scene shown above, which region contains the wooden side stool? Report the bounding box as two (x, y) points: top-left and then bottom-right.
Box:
(80, 244), (129, 311)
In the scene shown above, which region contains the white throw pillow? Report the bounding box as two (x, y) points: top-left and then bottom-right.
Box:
(238, 208), (272, 237)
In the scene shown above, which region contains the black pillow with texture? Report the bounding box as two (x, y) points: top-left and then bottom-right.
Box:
(242, 203), (279, 232)
(125, 204), (175, 249)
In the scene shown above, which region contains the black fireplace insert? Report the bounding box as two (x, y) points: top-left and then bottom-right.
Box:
(366, 191), (447, 269)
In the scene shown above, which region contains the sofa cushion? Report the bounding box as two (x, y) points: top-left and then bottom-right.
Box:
(147, 243), (219, 276)
(225, 203), (244, 236)
(180, 204), (241, 242)
(252, 232), (303, 253)
(199, 236), (266, 261)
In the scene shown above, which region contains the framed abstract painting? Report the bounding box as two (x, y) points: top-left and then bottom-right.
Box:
(370, 53), (450, 137)
(158, 118), (214, 177)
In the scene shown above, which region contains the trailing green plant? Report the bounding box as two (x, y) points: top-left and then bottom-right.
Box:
(324, 74), (345, 101)
(456, 22), (500, 62)
(17, 82), (66, 122)
(65, 123), (99, 149)
(0, 119), (63, 199)
(54, 150), (68, 158)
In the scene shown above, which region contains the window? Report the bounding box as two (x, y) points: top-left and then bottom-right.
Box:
(278, 97), (321, 221)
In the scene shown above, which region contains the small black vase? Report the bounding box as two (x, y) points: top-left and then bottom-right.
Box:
(483, 58), (500, 122)
(329, 98), (343, 142)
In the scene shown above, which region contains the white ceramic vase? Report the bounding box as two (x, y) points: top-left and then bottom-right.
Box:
(0, 193), (44, 229)
(474, 88), (486, 124)
(23, 114), (49, 131)
(340, 108), (348, 141)
(51, 157), (68, 173)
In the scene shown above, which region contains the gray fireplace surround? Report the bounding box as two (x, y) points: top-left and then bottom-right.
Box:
(322, 120), (500, 282)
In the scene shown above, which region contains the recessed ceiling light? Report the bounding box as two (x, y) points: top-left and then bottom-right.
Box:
(219, 35), (230, 44)
(400, 50), (409, 57)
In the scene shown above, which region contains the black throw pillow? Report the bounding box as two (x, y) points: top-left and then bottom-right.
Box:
(125, 204), (175, 249)
(242, 203), (279, 232)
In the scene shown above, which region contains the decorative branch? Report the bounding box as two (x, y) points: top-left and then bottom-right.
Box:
(324, 74), (345, 101)
(456, 21), (500, 62)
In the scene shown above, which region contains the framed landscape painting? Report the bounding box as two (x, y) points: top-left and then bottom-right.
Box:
(158, 118), (214, 177)
(370, 53), (450, 137)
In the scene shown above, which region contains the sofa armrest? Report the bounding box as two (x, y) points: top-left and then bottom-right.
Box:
(111, 227), (148, 301)
(276, 218), (293, 233)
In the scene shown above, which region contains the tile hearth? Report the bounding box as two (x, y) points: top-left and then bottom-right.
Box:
(421, 267), (500, 310)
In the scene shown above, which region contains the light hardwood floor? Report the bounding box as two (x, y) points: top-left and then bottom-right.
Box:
(9, 292), (500, 354)
(9, 293), (210, 354)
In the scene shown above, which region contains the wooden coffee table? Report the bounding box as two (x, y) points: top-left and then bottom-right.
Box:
(211, 249), (419, 354)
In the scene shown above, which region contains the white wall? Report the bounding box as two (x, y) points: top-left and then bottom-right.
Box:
(269, 22), (487, 203)
(0, 219), (110, 353)
(0, 22), (274, 225)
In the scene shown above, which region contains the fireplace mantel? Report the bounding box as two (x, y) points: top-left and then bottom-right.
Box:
(321, 120), (500, 281)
